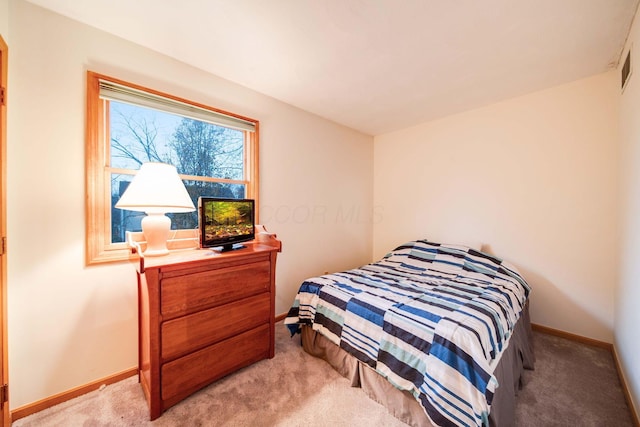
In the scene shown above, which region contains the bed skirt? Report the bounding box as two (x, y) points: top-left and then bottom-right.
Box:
(300, 303), (535, 427)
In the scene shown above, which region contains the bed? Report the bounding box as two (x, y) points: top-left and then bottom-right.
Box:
(284, 240), (534, 427)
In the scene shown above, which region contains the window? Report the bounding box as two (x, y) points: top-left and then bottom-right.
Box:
(86, 71), (259, 264)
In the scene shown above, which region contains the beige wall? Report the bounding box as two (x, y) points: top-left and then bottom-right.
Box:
(0, 0), (7, 42)
(374, 72), (619, 344)
(7, 0), (373, 409)
(617, 5), (640, 416)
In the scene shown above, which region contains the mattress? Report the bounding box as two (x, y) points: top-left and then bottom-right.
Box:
(285, 240), (534, 426)
(299, 301), (534, 426)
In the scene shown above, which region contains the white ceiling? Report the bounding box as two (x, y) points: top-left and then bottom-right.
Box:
(26, 0), (640, 135)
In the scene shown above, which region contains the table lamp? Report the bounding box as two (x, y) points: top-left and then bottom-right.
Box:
(115, 162), (195, 256)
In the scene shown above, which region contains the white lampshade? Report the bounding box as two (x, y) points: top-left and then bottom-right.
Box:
(116, 162), (195, 256)
(115, 162), (195, 213)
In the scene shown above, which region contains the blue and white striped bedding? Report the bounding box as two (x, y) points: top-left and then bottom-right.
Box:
(284, 240), (531, 427)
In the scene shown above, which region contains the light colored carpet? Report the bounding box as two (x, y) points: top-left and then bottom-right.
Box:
(514, 332), (634, 427)
(12, 322), (635, 426)
(12, 322), (407, 427)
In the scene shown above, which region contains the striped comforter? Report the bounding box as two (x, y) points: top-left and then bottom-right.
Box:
(284, 240), (530, 427)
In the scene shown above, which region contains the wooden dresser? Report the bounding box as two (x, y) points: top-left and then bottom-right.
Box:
(131, 232), (281, 420)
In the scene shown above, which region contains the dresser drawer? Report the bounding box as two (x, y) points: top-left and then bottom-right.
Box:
(161, 323), (270, 405)
(160, 260), (271, 318)
(161, 292), (270, 361)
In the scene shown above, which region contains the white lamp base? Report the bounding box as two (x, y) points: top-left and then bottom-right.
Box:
(141, 212), (171, 256)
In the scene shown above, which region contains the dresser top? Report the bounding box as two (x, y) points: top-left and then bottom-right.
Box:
(128, 225), (282, 273)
